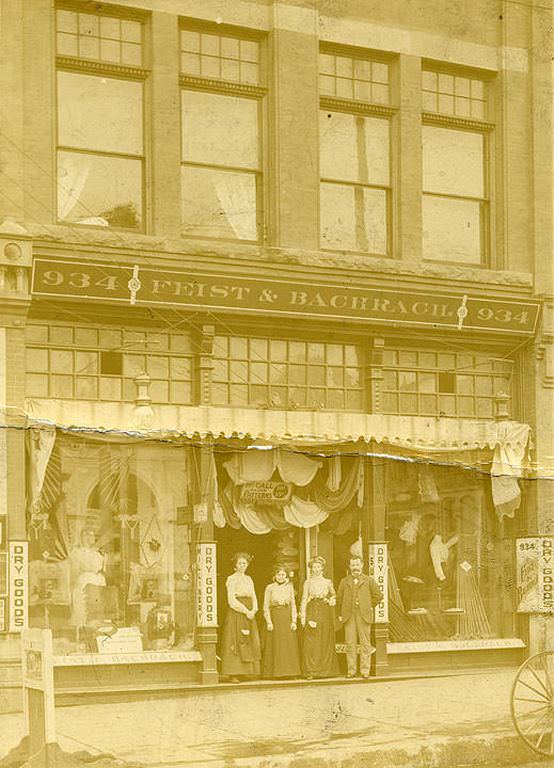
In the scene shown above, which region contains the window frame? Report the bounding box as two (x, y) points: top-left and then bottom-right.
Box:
(421, 66), (495, 268)
(179, 21), (267, 245)
(54, 2), (149, 233)
(318, 45), (397, 258)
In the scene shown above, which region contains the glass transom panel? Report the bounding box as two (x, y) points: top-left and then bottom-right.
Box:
(320, 52), (389, 104)
(56, 9), (142, 65)
(181, 30), (260, 85)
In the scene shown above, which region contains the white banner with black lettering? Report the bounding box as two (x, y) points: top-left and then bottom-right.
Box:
(196, 542), (217, 627)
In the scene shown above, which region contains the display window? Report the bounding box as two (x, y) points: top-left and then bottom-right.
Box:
(386, 459), (517, 643)
(27, 433), (195, 656)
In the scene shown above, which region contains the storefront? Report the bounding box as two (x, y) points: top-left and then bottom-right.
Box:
(22, 399), (531, 687)
(5, 253), (536, 688)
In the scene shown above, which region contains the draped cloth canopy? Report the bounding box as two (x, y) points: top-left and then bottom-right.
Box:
(22, 402), (533, 524)
(224, 448), (321, 486)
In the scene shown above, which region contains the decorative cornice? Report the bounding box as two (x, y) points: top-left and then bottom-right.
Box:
(56, 56), (148, 81)
(24, 224), (534, 290)
(179, 74), (266, 98)
(320, 96), (397, 118)
(422, 111), (494, 132)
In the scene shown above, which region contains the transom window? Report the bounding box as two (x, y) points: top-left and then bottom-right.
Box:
(212, 336), (365, 411)
(25, 324), (193, 405)
(422, 71), (487, 120)
(181, 30), (260, 85)
(381, 348), (512, 418)
(319, 52), (389, 104)
(56, 8), (142, 66)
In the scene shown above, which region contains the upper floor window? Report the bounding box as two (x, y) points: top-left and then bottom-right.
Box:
(212, 335), (365, 411)
(180, 27), (264, 242)
(381, 347), (513, 419)
(55, 8), (146, 230)
(319, 50), (392, 256)
(422, 70), (492, 265)
(25, 323), (193, 405)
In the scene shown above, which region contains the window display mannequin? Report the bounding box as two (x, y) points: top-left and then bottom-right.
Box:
(221, 552), (261, 683)
(69, 528), (107, 629)
(262, 565), (301, 679)
(299, 556), (339, 680)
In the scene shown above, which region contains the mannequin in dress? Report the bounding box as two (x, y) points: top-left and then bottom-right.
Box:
(221, 552), (261, 682)
(69, 528), (107, 629)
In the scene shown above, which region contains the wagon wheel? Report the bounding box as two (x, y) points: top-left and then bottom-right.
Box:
(510, 651), (554, 757)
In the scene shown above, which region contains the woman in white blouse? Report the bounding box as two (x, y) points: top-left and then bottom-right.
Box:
(262, 565), (301, 678)
(300, 555), (339, 679)
(221, 552), (261, 682)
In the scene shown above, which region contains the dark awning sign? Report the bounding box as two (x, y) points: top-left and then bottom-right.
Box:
(31, 258), (541, 335)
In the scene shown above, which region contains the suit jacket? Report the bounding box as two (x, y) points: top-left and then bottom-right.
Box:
(337, 573), (383, 624)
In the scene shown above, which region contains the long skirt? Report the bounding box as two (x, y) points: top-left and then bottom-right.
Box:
(302, 598), (339, 678)
(262, 605), (301, 679)
(221, 596), (261, 677)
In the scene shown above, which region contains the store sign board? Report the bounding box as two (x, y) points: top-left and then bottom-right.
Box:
(196, 542), (217, 628)
(368, 542), (389, 624)
(9, 541), (28, 632)
(516, 537), (554, 613)
(21, 628), (56, 750)
(32, 258), (541, 335)
(240, 482), (292, 505)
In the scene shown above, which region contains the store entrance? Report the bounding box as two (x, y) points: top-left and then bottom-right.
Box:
(215, 526), (280, 632)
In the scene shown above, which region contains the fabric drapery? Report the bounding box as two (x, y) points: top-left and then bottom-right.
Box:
(418, 465), (439, 504)
(27, 428), (56, 515)
(283, 496), (328, 528)
(224, 449), (321, 487)
(311, 457), (364, 514)
(231, 489), (328, 534)
(326, 456), (342, 491)
(490, 422), (530, 520)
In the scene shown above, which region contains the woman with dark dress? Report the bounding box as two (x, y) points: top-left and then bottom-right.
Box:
(299, 556), (339, 679)
(221, 552), (261, 682)
(262, 565), (301, 679)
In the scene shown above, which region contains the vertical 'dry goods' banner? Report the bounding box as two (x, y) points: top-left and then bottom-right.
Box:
(516, 537), (554, 613)
(9, 541), (29, 632)
(368, 542), (389, 623)
(196, 542), (218, 627)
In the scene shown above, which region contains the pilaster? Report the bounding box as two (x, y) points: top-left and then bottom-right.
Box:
(269, 4), (319, 250)
(393, 55), (422, 263)
(150, 11), (182, 237)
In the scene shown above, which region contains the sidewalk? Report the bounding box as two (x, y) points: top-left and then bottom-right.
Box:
(0, 668), (543, 768)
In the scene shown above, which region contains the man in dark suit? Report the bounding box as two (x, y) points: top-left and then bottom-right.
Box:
(337, 556), (383, 678)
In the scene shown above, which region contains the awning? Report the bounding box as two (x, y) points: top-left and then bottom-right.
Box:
(22, 399), (533, 522)
(23, 398), (530, 463)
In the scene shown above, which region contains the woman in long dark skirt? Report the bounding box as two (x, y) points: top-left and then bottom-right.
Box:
(299, 556), (339, 679)
(262, 564), (301, 679)
(221, 552), (261, 682)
